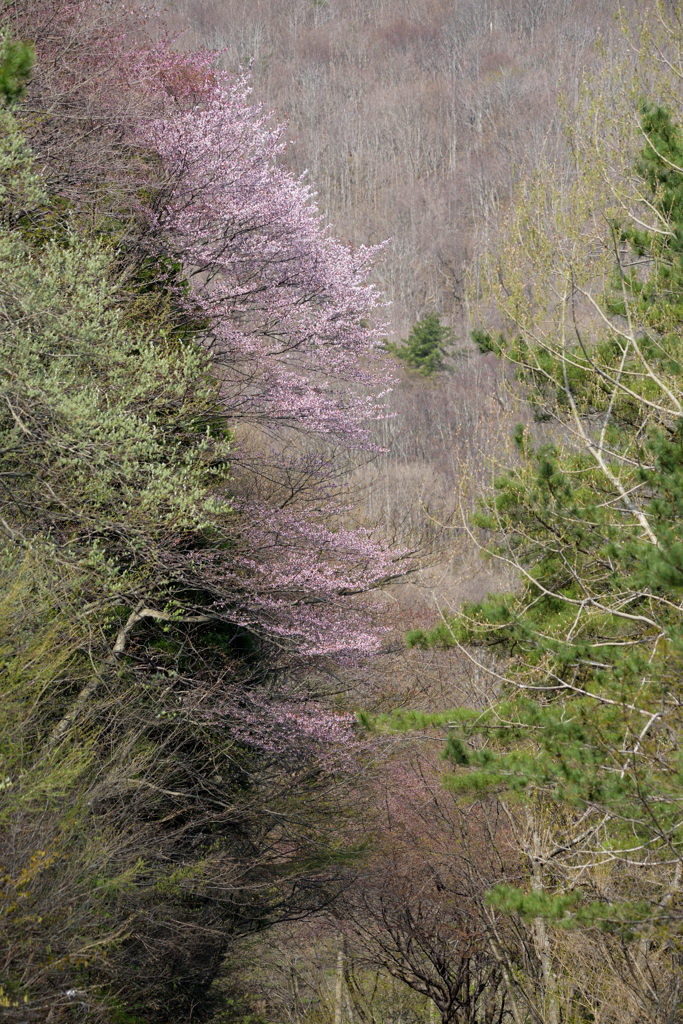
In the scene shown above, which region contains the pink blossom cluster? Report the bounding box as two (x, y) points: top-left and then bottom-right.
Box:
(159, 501), (399, 658)
(232, 694), (357, 765)
(15, 0), (397, 827)
(139, 65), (390, 446)
(138, 49), (404, 660)
(182, 678), (363, 773)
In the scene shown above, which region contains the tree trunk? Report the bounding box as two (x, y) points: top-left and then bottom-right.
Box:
(334, 946), (345, 1024)
(530, 821), (559, 1024)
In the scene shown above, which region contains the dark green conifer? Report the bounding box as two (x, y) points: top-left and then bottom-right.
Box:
(385, 106), (682, 935)
(387, 312), (453, 375)
(0, 34), (34, 106)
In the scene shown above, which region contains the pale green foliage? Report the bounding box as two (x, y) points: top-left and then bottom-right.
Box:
(0, 102), (236, 1017)
(0, 106), (44, 208)
(0, 546), (152, 1009)
(0, 551), (91, 825)
(0, 107), (233, 617)
(0, 230), (231, 533)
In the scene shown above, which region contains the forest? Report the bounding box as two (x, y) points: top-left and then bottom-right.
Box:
(0, 1), (680, 1022)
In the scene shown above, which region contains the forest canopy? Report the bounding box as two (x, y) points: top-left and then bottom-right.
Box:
(0, 2), (400, 1019)
(0, 2), (681, 1024)
(384, 7), (682, 1018)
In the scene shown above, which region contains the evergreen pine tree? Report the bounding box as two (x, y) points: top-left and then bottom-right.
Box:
(0, 34), (34, 106)
(380, 103), (682, 936)
(387, 313), (453, 375)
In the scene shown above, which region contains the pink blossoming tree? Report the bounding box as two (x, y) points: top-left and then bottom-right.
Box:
(136, 51), (404, 661)
(1, 7), (404, 1017)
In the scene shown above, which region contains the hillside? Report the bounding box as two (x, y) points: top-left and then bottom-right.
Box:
(175, 0), (629, 335)
(0, 2), (680, 1023)
(168, 0), (640, 570)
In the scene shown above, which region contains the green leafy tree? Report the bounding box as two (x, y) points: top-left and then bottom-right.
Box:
(0, 93), (367, 1023)
(0, 33), (34, 106)
(379, 18), (682, 955)
(387, 313), (453, 375)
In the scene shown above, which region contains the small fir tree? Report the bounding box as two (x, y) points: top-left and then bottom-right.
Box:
(0, 34), (34, 105)
(387, 313), (453, 375)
